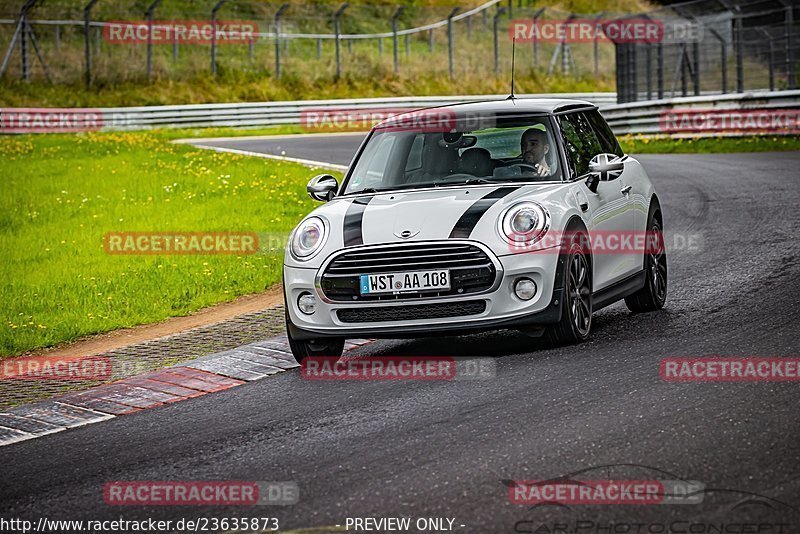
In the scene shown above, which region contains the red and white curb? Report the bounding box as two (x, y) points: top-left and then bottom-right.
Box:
(0, 336), (375, 447)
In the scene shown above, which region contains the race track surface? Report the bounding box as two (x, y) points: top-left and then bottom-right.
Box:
(2, 137), (799, 532)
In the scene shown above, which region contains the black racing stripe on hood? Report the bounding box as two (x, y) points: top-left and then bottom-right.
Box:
(449, 186), (520, 239)
(343, 196), (374, 246)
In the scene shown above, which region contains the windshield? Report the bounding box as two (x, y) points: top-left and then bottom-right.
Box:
(341, 113), (563, 195)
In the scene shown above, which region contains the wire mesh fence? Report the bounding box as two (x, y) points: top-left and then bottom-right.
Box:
(1, 1), (795, 105)
(616, 0), (798, 103)
(0, 1), (622, 90)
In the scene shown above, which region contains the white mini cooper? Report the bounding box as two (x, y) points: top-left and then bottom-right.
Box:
(283, 98), (667, 362)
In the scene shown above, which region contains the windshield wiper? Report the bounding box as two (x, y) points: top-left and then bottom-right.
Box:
(437, 178), (496, 186)
(349, 187), (379, 195)
(462, 178), (495, 185)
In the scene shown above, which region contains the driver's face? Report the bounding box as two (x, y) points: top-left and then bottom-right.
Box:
(521, 132), (550, 165)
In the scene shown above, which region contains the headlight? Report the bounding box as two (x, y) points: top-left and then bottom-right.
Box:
(499, 202), (550, 244)
(291, 216), (327, 260)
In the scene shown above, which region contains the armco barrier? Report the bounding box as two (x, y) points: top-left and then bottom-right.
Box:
(0, 93), (616, 132)
(602, 90), (800, 136)
(1, 91), (798, 135)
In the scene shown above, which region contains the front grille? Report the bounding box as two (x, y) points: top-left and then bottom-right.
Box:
(320, 242), (497, 302)
(337, 300), (487, 323)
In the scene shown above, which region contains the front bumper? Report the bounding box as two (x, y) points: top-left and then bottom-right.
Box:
(284, 243), (564, 340)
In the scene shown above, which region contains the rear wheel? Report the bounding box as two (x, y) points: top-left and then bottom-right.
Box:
(285, 308), (345, 364)
(546, 232), (592, 344)
(625, 213), (667, 313)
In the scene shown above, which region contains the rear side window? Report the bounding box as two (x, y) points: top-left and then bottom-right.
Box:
(557, 112), (602, 178)
(586, 110), (623, 157)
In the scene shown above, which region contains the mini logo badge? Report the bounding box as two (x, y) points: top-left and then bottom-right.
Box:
(394, 229), (419, 240)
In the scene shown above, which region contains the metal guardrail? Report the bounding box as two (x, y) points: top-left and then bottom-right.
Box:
(79, 92), (620, 131)
(2, 91), (798, 135)
(602, 89), (800, 135)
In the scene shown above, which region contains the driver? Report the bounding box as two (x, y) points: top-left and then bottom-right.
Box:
(519, 127), (552, 177)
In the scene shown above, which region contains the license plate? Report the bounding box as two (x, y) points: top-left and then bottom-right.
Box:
(359, 270), (450, 295)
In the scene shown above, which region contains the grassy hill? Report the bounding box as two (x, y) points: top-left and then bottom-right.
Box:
(0, 0), (652, 106)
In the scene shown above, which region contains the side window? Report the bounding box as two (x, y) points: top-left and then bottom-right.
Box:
(586, 110), (623, 157)
(404, 134), (424, 172)
(557, 112), (603, 177)
(349, 134), (396, 190)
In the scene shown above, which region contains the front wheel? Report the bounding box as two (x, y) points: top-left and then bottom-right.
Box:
(625, 214), (667, 313)
(546, 233), (593, 344)
(285, 308), (345, 364)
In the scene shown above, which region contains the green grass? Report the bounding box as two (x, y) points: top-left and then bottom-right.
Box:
(618, 135), (800, 154)
(0, 130), (337, 357)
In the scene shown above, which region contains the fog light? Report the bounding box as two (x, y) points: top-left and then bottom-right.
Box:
(514, 278), (537, 300)
(298, 292), (317, 315)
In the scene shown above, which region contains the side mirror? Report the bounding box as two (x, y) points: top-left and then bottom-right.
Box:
(587, 153), (625, 184)
(307, 174), (338, 202)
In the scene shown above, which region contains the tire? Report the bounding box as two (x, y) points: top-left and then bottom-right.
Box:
(546, 230), (593, 344)
(625, 211), (667, 313)
(285, 308), (345, 364)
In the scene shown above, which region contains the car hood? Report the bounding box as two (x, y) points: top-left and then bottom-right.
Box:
(287, 183), (577, 268)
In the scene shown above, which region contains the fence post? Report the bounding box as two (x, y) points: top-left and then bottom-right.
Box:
(784, 2), (796, 89)
(84, 0), (99, 87)
(532, 8), (544, 68)
(760, 29), (775, 91)
(657, 42), (663, 99)
(645, 44), (652, 99)
(680, 47), (687, 97)
(274, 3), (289, 79)
(734, 15), (743, 92)
(334, 3), (348, 80)
(405, 33), (410, 59)
(628, 42), (637, 101)
(447, 7), (460, 81)
(146, 0), (163, 82)
(692, 40), (700, 95)
(21, 10), (29, 81)
(55, 24), (60, 51)
(378, 37), (382, 56)
(392, 7), (403, 75)
(593, 12), (604, 76)
(614, 44), (623, 103)
(429, 29), (434, 52)
(318, 38), (323, 59)
(493, 7), (506, 75)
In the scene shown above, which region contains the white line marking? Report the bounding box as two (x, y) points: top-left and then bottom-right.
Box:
(0, 425), (34, 446)
(173, 131), (368, 144)
(178, 143), (348, 172)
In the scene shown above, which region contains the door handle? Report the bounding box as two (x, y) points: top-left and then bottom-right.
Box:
(620, 185), (632, 195)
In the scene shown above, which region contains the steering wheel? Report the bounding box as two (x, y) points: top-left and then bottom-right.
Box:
(512, 163), (551, 178)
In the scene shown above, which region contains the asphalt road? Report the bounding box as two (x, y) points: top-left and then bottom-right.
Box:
(2, 139), (800, 533)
